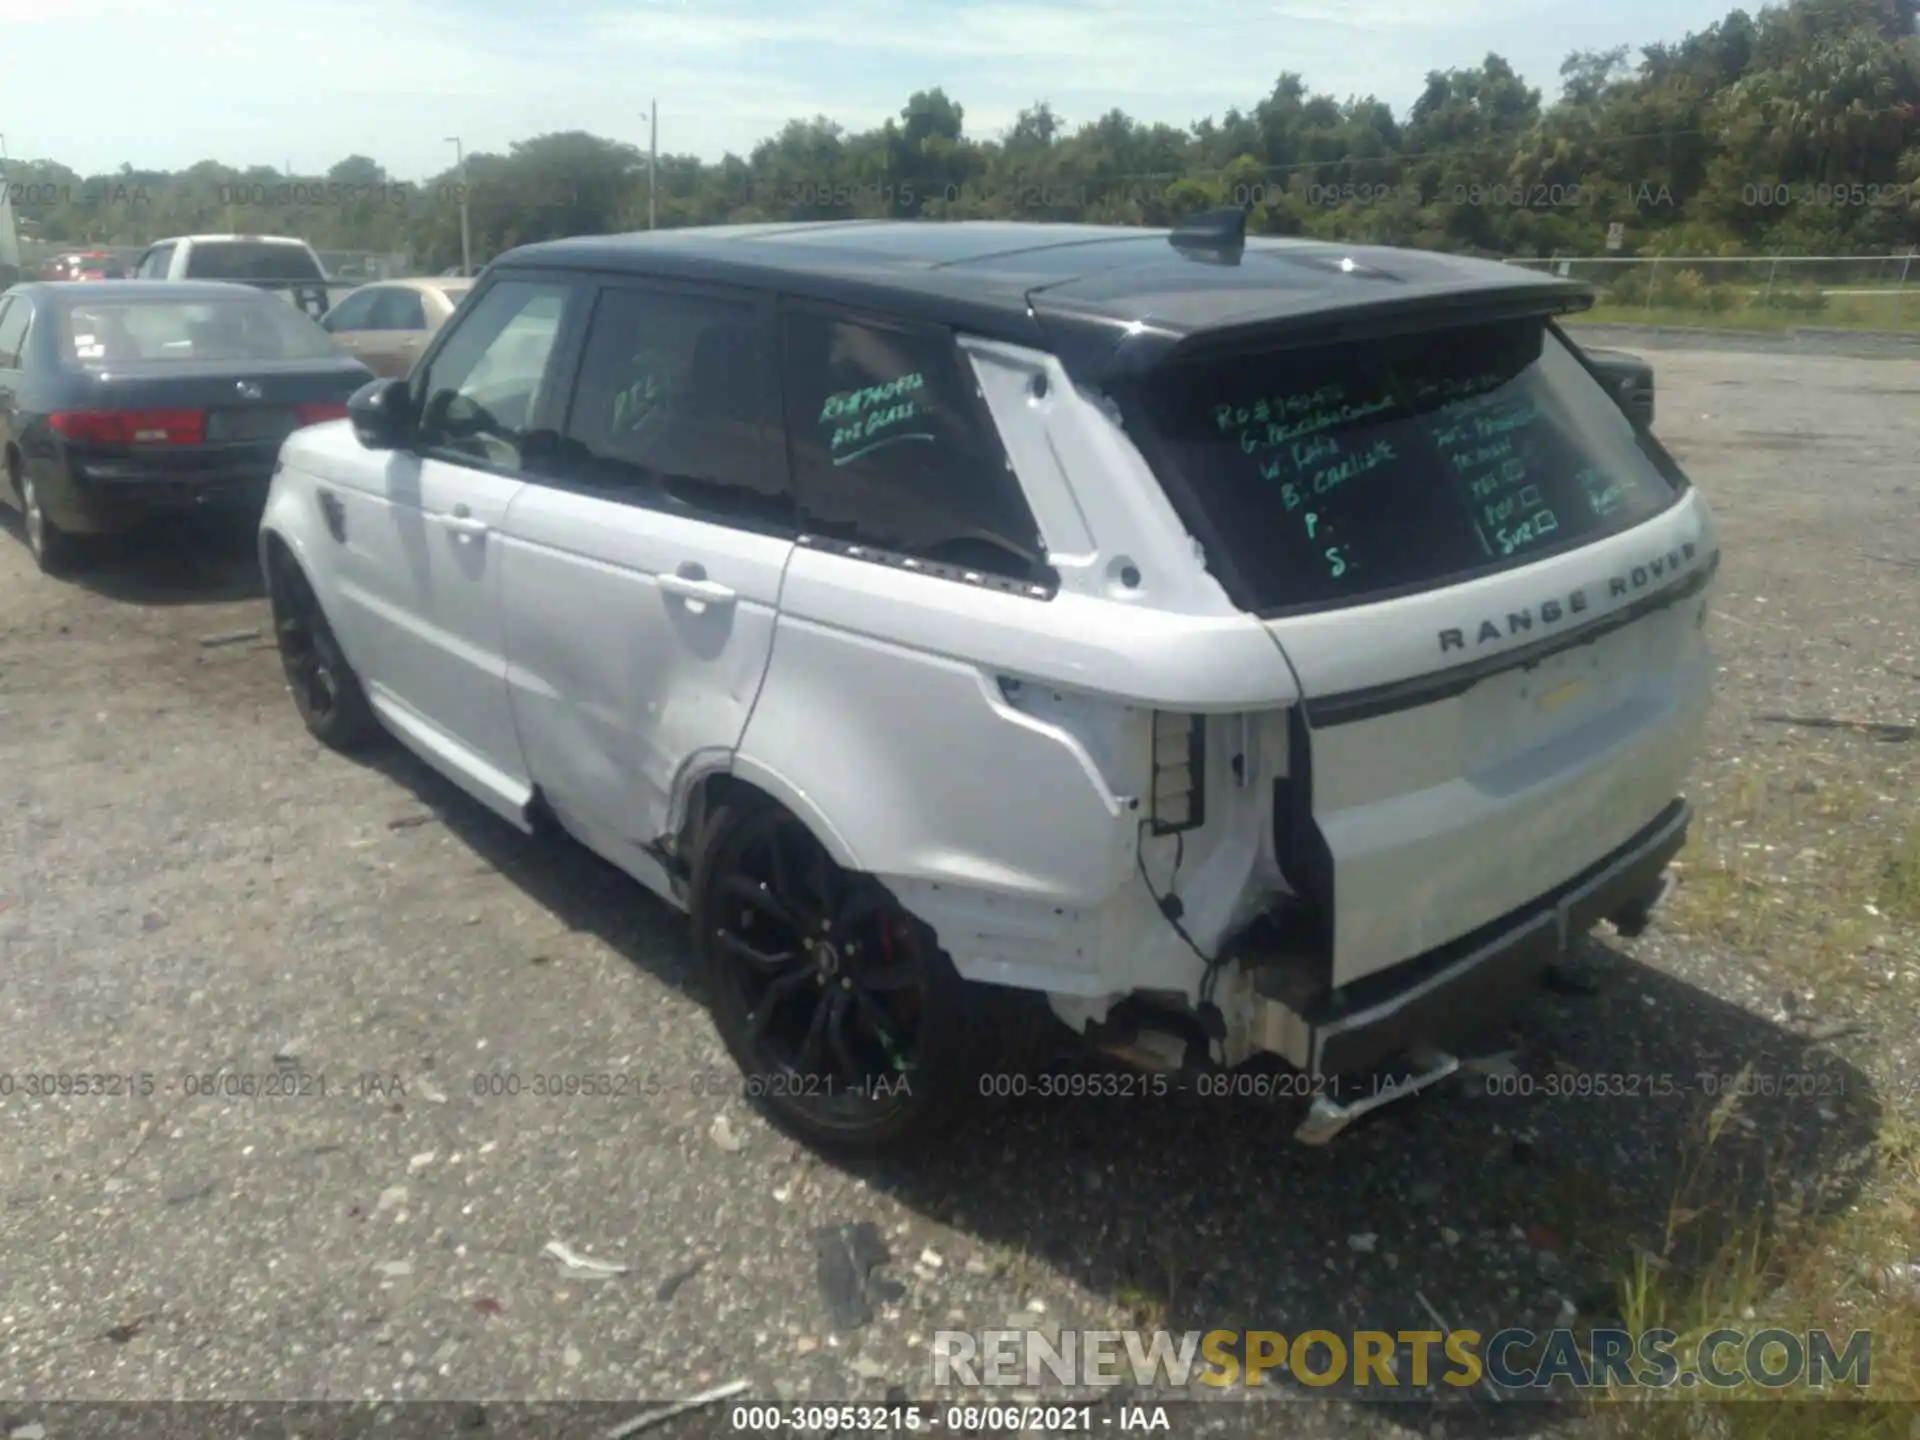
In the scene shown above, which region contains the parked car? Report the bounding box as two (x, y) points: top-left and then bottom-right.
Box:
(129, 234), (355, 321)
(319, 277), (472, 377)
(1580, 345), (1655, 426)
(0, 280), (375, 574)
(40, 250), (128, 282)
(258, 217), (1718, 1154)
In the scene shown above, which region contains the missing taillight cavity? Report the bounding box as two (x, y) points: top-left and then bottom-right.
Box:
(1149, 711), (1206, 836)
(49, 409), (208, 445)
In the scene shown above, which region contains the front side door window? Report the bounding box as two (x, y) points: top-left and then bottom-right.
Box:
(413, 279), (573, 471)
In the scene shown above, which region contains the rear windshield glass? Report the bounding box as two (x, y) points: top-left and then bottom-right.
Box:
(182, 242), (324, 282)
(1130, 319), (1684, 614)
(60, 299), (337, 365)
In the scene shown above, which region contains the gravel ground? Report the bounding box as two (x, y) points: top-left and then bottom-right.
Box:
(1, 348), (1915, 1440)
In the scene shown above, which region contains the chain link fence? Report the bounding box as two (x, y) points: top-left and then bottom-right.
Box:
(1503, 253), (1920, 329)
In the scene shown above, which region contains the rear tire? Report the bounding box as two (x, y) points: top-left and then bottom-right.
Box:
(268, 553), (379, 751)
(16, 469), (79, 577)
(690, 796), (1047, 1155)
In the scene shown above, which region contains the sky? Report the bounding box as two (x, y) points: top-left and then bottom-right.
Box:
(0, 0), (1744, 181)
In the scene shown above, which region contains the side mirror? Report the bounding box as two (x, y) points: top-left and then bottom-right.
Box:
(348, 377), (412, 450)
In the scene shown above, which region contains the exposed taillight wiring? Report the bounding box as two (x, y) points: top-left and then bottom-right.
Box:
(1134, 820), (1229, 1009)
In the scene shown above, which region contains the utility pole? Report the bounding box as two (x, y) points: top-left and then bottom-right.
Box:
(648, 100), (658, 230)
(446, 136), (472, 276)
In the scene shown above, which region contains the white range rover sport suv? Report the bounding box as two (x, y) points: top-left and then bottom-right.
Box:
(258, 213), (1718, 1153)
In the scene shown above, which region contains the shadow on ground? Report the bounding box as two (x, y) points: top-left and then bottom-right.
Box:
(61, 516), (267, 606)
(355, 740), (1885, 1440)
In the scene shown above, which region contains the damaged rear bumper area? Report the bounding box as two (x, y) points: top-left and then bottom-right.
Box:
(1236, 797), (1691, 1086)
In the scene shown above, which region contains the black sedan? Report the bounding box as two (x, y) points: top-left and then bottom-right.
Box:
(0, 280), (375, 575)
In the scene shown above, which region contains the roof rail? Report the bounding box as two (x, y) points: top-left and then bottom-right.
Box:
(1168, 205), (1248, 263)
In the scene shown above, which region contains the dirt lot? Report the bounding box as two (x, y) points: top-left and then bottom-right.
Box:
(1, 348), (1916, 1439)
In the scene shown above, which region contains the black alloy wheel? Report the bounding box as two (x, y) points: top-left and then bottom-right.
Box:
(693, 799), (1022, 1153)
(269, 556), (377, 750)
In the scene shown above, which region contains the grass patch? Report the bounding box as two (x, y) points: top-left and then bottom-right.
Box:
(1570, 298), (1920, 333)
(1591, 1083), (1920, 1437)
(1594, 738), (1920, 1436)
(1878, 825), (1920, 925)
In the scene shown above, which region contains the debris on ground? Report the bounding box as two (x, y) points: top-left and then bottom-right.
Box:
(603, 1378), (751, 1438)
(708, 1114), (746, 1152)
(655, 1258), (705, 1302)
(1416, 1290), (1504, 1404)
(544, 1239), (630, 1278)
(197, 629), (262, 649)
(813, 1221), (895, 1330)
(1461, 1051), (1521, 1080)
(387, 812), (437, 830)
(101, 1310), (157, 1344)
(1756, 712), (1915, 742)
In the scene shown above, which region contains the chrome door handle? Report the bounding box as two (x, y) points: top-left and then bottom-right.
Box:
(657, 573), (736, 606)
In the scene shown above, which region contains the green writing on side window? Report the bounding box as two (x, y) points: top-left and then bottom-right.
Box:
(820, 372), (926, 423)
(820, 371), (938, 467)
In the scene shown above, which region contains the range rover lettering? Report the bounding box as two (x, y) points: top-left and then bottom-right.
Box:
(257, 214), (1718, 1153)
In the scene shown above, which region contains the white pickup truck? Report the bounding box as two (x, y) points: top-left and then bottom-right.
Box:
(128, 234), (354, 321)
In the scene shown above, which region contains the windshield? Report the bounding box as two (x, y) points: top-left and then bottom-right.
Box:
(182, 242), (324, 282)
(1129, 318), (1686, 615)
(59, 297), (338, 364)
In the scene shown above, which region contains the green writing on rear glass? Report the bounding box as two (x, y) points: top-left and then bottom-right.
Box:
(1574, 466), (1629, 518)
(1219, 385), (1399, 456)
(1214, 382), (1393, 582)
(1424, 384), (1556, 559)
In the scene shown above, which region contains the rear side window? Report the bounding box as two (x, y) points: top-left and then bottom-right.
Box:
(183, 242), (323, 281)
(136, 244), (175, 279)
(1130, 319), (1684, 614)
(780, 310), (1047, 584)
(369, 288), (427, 330)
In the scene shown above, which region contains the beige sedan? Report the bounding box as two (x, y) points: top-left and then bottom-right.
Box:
(319, 277), (471, 377)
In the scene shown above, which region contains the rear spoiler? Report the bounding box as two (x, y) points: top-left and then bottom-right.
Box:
(1035, 276), (1596, 388)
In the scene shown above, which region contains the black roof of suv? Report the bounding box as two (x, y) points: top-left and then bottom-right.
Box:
(497, 220), (1596, 383)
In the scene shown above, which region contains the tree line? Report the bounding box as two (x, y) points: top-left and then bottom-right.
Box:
(4, 0), (1916, 275)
